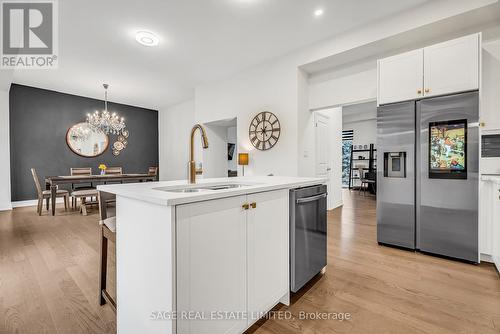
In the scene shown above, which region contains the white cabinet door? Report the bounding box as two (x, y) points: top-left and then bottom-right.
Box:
(378, 49), (423, 105)
(423, 34), (479, 98)
(176, 196), (247, 334)
(493, 184), (500, 272)
(246, 190), (288, 326)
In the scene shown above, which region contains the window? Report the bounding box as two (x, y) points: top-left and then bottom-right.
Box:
(342, 130), (353, 187)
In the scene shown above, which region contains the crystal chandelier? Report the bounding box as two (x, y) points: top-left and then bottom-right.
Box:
(87, 84), (126, 135)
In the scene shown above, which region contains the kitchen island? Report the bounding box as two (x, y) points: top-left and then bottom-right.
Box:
(98, 176), (325, 334)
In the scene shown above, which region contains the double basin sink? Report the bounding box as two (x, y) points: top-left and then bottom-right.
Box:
(154, 183), (254, 193)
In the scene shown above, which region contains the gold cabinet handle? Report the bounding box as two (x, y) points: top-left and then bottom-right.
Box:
(242, 203), (249, 210)
(425, 88), (430, 93)
(417, 89), (422, 95)
(250, 202), (257, 209)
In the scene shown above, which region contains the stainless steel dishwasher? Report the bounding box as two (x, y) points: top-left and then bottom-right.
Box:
(290, 184), (327, 292)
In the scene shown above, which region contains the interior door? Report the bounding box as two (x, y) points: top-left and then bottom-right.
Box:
(315, 112), (333, 209)
(247, 190), (288, 327)
(176, 196), (247, 334)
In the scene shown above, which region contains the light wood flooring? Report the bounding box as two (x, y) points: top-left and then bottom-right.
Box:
(1, 190), (499, 334)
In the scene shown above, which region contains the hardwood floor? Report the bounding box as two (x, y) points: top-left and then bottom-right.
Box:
(1, 190), (499, 334)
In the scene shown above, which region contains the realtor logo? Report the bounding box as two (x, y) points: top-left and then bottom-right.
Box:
(1, 0), (58, 68)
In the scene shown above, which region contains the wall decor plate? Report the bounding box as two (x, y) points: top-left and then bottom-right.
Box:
(113, 150), (120, 156)
(113, 141), (125, 151)
(249, 111), (280, 151)
(121, 129), (129, 138)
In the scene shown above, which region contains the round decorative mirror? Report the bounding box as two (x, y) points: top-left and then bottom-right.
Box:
(66, 122), (109, 157)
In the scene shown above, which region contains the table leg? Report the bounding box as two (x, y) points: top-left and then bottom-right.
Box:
(51, 185), (57, 216)
(45, 182), (50, 210)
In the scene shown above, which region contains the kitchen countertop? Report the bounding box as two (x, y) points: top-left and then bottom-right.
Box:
(98, 176), (326, 206)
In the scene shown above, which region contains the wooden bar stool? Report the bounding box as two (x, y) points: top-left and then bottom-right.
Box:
(98, 190), (117, 312)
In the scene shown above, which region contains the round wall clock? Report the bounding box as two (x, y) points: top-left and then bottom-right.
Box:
(249, 111), (281, 151)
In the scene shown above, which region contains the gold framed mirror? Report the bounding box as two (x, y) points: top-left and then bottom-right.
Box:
(66, 122), (109, 157)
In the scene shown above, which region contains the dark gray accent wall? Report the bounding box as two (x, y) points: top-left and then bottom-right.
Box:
(10, 84), (158, 201)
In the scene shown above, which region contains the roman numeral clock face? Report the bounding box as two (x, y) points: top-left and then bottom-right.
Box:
(249, 111), (281, 151)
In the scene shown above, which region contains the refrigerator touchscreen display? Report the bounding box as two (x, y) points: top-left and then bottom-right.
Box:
(429, 119), (467, 179)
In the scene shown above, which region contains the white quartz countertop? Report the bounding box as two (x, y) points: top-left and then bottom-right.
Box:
(97, 176), (326, 206)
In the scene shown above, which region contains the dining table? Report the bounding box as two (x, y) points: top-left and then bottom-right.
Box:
(44, 173), (156, 215)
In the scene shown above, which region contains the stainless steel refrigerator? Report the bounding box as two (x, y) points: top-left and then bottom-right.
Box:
(377, 91), (479, 262)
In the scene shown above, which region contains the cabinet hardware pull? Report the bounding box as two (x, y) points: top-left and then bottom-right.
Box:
(417, 89), (422, 94)
(242, 203), (249, 210)
(425, 88), (430, 93)
(250, 202), (257, 209)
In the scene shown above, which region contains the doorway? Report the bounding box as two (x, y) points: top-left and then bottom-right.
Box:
(342, 101), (377, 194)
(314, 108), (342, 210)
(201, 118), (238, 178)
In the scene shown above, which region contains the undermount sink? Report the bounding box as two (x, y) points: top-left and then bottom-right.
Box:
(154, 183), (254, 193)
(167, 188), (205, 193)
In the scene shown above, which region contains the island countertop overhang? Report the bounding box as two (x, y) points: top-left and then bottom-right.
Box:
(97, 176), (326, 206)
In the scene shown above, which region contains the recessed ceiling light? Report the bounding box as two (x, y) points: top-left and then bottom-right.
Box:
(135, 31), (159, 47)
(314, 8), (324, 17)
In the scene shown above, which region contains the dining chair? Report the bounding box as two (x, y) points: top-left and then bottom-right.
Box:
(31, 168), (69, 215)
(148, 166), (158, 181)
(106, 167), (123, 175)
(70, 167), (94, 208)
(98, 190), (117, 313)
(358, 167), (375, 196)
(104, 167), (123, 184)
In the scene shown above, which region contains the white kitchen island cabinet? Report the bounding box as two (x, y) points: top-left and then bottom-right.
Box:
(177, 190), (289, 334)
(176, 195), (248, 334)
(98, 176), (324, 334)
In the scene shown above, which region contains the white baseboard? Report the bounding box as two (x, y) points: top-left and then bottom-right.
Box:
(12, 198), (65, 208)
(480, 253), (494, 263)
(0, 202), (13, 211)
(328, 200), (343, 211)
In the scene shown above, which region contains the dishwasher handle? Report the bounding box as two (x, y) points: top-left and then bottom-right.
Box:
(296, 193), (327, 204)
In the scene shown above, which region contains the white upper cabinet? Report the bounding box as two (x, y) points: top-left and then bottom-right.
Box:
(377, 33), (480, 105)
(423, 34), (480, 98)
(378, 49), (423, 105)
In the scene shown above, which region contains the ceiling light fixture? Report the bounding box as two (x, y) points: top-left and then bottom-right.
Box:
(314, 8), (324, 17)
(135, 31), (159, 47)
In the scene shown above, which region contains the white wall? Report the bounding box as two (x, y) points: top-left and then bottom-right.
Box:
(342, 102), (377, 148)
(158, 100), (195, 181)
(309, 62), (377, 110)
(316, 108), (343, 209)
(0, 91), (11, 211)
(202, 124), (229, 178)
(195, 56), (299, 177)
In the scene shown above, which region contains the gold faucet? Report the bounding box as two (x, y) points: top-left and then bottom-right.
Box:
(189, 124), (209, 183)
